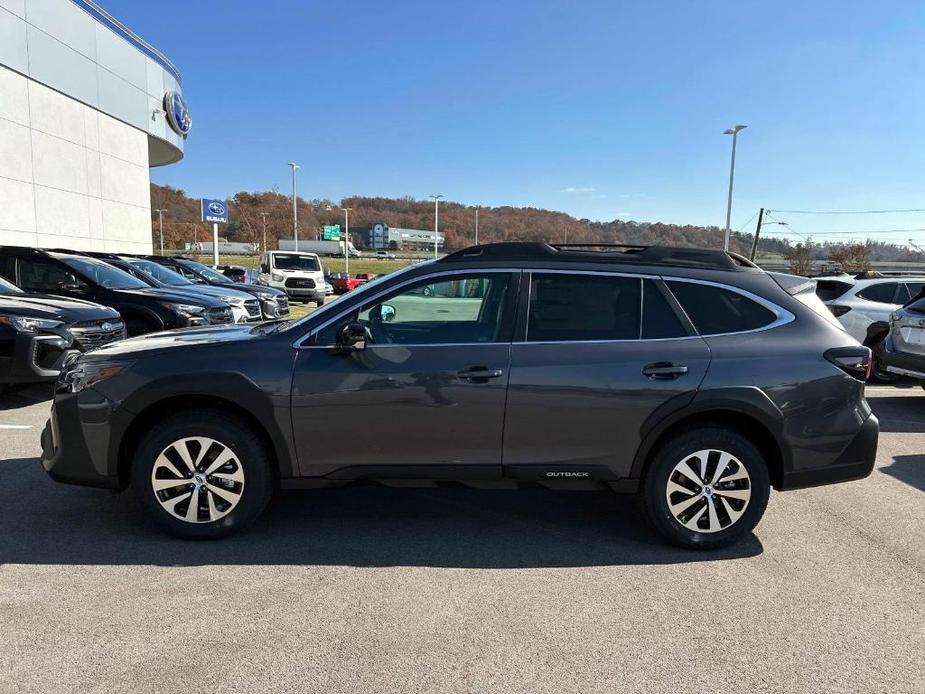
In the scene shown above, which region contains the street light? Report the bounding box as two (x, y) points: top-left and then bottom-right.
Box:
(475, 208), (479, 246)
(342, 207), (353, 274)
(153, 209), (166, 255)
(430, 194), (444, 259)
(723, 124), (747, 251)
(289, 162), (300, 251)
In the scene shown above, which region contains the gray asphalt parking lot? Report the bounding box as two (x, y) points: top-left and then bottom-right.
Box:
(0, 384), (923, 693)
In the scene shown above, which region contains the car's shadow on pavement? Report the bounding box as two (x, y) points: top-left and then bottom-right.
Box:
(0, 457), (762, 568)
(869, 395), (925, 434)
(881, 455), (925, 492)
(0, 383), (53, 411)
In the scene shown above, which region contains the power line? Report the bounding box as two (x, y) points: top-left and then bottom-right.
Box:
(771, 208), (925, 215)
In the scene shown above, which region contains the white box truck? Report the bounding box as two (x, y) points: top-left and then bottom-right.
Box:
(278, 239), (360, 257)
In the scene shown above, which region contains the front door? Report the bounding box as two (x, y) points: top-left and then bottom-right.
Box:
(502, 272), (711, 480)
(290, 270), (519, 478)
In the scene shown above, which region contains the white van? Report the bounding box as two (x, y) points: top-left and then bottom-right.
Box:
(257, 251), (326, 305)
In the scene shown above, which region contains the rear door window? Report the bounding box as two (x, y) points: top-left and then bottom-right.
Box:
(528, 273), (641, 342)
(665, 281), (777, 335)
(857, 282), (899, 303)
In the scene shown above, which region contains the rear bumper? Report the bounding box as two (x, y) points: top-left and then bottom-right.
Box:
(778, 412), (879, 490)
(882, 336), (925, 379)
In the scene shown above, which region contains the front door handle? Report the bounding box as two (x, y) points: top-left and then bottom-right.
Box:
(457, 366), (504, 383)
(642, 362), (689, 379)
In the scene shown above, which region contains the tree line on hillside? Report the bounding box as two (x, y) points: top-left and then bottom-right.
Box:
(149, 184), (924, 269)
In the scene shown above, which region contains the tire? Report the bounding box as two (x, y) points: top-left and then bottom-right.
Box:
(640, 427), (770, 550)
(869, 336), (900, 384)
(131, 410), (274, 540)
(316, 296), (325, 307)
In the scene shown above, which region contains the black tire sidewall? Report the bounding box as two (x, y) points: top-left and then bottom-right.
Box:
(642, 428), (770, 550)
(131, 411), (273, 540)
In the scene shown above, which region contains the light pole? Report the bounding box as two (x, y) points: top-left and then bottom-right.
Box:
(430, 194), (444, 259)
(723, 124), (747, 251)
(259, 211), (269, 252)
(153, 209), (166, 255)
(342, 207), (352, 274)
(475, 208), (479, 245)
(289, 162), (300, 251)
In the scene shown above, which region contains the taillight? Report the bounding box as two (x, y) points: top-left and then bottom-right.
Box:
(824, 347), (872, 381)
(828, 305), (851, 318)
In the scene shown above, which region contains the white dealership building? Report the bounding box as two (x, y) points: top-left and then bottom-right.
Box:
(0, 0), (188, 254)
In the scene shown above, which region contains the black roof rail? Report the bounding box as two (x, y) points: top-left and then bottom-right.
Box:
(439, 241), (758, 272)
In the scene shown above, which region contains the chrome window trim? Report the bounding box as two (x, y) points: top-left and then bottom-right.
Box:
(520, 269), (795, 344)
(292, 268), (521, 349)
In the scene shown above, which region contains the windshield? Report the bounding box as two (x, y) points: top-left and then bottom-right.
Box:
(0, 276), (23, 294)
(273, 254), (321, 272)
(181, 261), (233, 284)
(278, 262), (428, 335)
(129, 259), (193, 287)
(58, 256), (150, 290)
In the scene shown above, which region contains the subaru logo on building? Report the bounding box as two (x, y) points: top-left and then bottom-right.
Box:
(163, 90), (192, 136)
(208, 201), (225, 216)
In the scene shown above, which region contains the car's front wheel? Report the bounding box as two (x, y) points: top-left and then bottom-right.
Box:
(131, 410), (273, 540)
(641, 428), (770, 550)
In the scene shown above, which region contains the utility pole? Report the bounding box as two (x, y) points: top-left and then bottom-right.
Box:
(749, 208), (764, 261)
(260, 212), (269, 252)
(723, 124), (747, 251)
(430, 194), (444, 259)
(289, 162), (300, 251)
(343, 207), (352, 274)
(153, 209), (166, 255)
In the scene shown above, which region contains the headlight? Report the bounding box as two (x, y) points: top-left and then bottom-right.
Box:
(59, 358), (132, 393)
(0, 314), (64, 332)
(271, 272), (284, 282)
(159, 302), (205, 316)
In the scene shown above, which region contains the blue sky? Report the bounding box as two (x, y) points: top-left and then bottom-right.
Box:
(104, 0), (925, 243)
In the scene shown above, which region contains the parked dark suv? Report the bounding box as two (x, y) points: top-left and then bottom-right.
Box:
(0, 247), (233, 335)
(40, 243), (878, 548)
(0, 275), (123, 388)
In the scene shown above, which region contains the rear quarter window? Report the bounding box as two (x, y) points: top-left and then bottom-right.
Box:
(665, 281), (777, 335)
(814, 280), (853, 301)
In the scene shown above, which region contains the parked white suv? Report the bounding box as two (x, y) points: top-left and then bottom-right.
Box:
(257, 251), (326, 305)
(814, 272), (925, 380)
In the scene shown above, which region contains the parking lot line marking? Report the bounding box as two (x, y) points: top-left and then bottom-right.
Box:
(0, 424), (32, 429)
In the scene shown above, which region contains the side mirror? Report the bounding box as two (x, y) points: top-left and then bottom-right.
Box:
(337, 322), (368, 351)
(379, 304), (396, 322)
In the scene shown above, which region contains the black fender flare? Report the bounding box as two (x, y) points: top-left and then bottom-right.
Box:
(629, 386), (790, 479)
(119, 306), (165, 334)
(111, 371), (297, 480)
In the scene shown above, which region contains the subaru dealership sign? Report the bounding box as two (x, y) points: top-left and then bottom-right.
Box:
(201, 199), (228, 224)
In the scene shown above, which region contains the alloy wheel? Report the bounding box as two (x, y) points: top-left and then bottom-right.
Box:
(150, 437), (245, 524)
(664, 449), (751, 533)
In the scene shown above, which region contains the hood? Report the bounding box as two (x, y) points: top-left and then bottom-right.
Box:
(115, 287), (227, 309)
(218, 282), (285, 298)
(0, 294), (119, 323)
(86, 323), (264, 359)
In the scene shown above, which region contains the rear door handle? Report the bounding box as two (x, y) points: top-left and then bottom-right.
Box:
(642, 362), (689, 379)
(457, 366), (504, 382)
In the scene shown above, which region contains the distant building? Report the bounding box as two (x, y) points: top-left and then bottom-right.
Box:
(351, 223), (445, 250)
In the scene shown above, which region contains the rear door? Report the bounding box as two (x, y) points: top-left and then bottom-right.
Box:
(502, 271), (711, 480)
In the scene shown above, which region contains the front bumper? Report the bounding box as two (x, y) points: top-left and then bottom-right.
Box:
(0, 331), (76, 385)
(40, 389), (120, 489)
(778, 412), (879, 490)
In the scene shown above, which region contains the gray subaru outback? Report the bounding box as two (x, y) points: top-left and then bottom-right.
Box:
(41, 242), (878, 549)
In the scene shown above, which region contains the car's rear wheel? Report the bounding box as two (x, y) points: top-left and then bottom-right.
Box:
(131, 410), (273, 539)
(869, 336), (900, 384)
(641, 428), (770, 550)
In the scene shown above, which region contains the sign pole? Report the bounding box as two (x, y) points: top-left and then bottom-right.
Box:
(212, 223), (219, 266)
